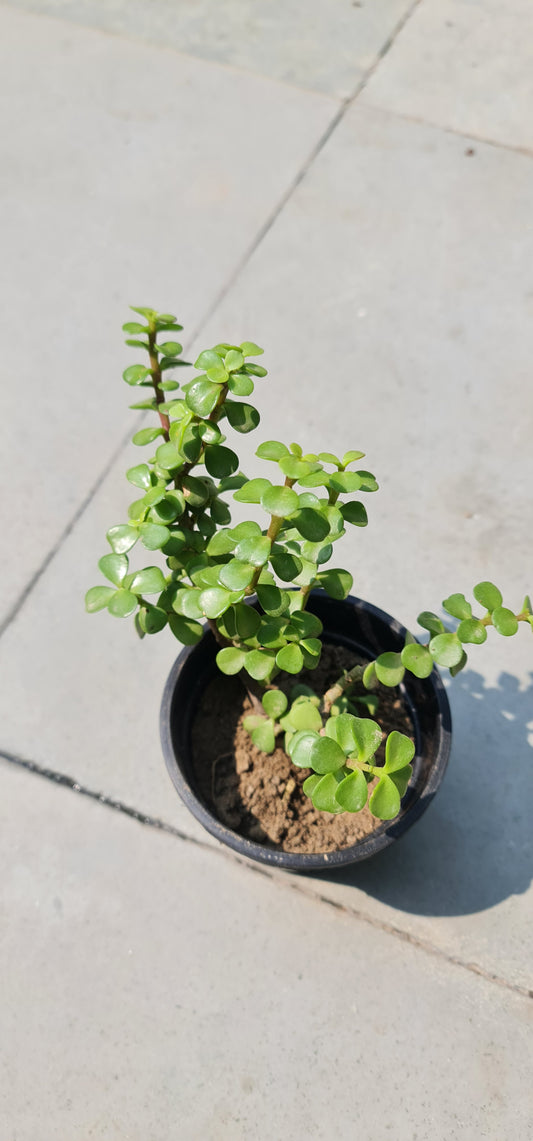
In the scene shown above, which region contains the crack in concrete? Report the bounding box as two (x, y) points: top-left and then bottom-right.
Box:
(2, 747), (531, 1003)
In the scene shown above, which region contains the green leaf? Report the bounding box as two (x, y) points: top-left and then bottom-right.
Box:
(311, 772), (345, 813)
(139, 523), (170, 550)
(130, 305), (156, 319)
(108, 589), (138, 617)
(375, 652), (405, 687)
(129, 397), (157, 409)
(204, 445), (239, 478)
(244, 363), (267, 377)
(300, 638), (322, 667)
(289, 731), (320, 768)
(417, 611), (446, 636)
(328, 471), (362, 494)
(206, 530), (236, 556)
(292, 508), (330, 542)
(132, 427), (165, 447)
(123, 364), (150, 385)
(362, 661), (378, 689)
(194, 349), (223, 371)
(157, 341), (182, 357)
(309, 735), (346, 775)
(122, 321), (147, 334)
(388, 765), (412, 798)
(355, 470), (379, 492)
(342, 450), (366, 465)
(129, 566), (167, 595)
(276, 643), (304, 674)
(234, 535), (271, 566)
(325, 713), (358, 754)
(261, 485), (299, 517)
(185, 378), (221, 417)
(244, 650), (275, 681)
(168, 614), (203, 645)
(98, 553), (128, 586)
(258, 617), (287, 649)
(256, 584), (290, 617)
(473, 581), (503, 612)
(126, 464), (152, 489)
(457, 618), (487, 645)
(250, 720), (275, 753)
(218, 560), (255, 591)
(492, 606), (519, 636)
(384, 731), (415, 773)
(262, 690), (288, 719)
(288, 700), (323, 732)
(369, 775), (401, 820)
(429, 632), (464, 667)
(234, 478), (272, 504)
(443, 593), (472, 621)
(198, 587), (235, 619)
(216, 647), (246, 675)
(138, 604), (167, 634)
(317, 568), (353, 601)
(142, 485), (167, 507)
(278, 456), (321, 481)
(182, 475), (209, 507)
(401, 643), (434, 678)
(240, 341), (264, 357)
(224, 401), (260, 434)
(288, 611), (323, 638)
(270, 552), (303, 582)
(172, 589), (204, 620)
(228, 373), (254, 396)
(318, 452), (340, 466)
(106, 593), (137, 620)
(155, 442), (183, 471)
(302, 774), (322, 799)
(350, 717), (383, 763)
(340, 501), (368, 527)
(225, 349), (244, 372)
(297, 470), (329, 489)
(106, 524), (139, 554)
(85, 586), (116, 613)
(334, 769), (368, 813)
(256, 440), (289, 461)
(450, 650), (468, 677)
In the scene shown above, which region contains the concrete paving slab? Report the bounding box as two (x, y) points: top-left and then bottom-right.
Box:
(360, 0), (533, 153)
(0, 4), (336, 626)
(1, 759), (532, 1141)
(7, 0), (414, 98)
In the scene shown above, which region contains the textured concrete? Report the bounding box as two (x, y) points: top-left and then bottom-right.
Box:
(6, 0), (414, 97)
(360, 0), (533, 152)
(1, 1), (532, 1134)
(0, 5), (336, 625)
(1, 761), (532, 1141)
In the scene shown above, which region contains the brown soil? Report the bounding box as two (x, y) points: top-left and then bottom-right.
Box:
(190, 644), (414, 855)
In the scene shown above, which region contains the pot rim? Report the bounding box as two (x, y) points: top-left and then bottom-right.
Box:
(160, 592), (452, 871)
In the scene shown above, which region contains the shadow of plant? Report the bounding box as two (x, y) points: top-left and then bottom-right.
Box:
(313, 667), (533, 917)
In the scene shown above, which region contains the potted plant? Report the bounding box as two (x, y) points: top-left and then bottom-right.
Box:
(86, 306), (532, 870)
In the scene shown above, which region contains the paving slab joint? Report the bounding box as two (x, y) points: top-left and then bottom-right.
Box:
(2, 747), (532, 1002)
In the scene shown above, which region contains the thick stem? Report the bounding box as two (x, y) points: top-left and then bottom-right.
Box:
(147, 328), (170, 439)
(246, 476), (295, 596)
(321, 663), (366, 715)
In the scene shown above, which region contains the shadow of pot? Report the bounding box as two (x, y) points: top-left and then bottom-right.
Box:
(160, 591), (452, 872)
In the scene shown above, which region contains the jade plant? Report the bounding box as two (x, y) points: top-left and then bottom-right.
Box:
(86, 306), (532, 822)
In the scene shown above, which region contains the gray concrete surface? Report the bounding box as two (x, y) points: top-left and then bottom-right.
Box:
(2, 762), (532, 1141)
(1, 1), (532, 1136)
(8, 0), (415, 97)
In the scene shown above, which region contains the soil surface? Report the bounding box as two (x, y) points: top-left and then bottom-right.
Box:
(190, 644), (414, 854)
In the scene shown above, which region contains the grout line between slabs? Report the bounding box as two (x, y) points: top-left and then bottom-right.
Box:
(2, 747), (532, 1003)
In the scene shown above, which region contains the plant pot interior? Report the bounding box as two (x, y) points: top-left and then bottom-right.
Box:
(161, 594), (452, 867)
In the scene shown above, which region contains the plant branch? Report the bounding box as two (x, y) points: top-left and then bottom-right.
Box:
(147, 327), (170, 439)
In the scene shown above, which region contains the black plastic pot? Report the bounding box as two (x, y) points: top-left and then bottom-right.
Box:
(160, 592), (452, 872)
